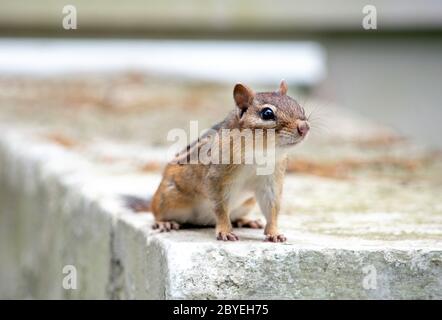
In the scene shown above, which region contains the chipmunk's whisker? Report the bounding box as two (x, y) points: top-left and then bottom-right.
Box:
(309, 123), (330, 135)
(304, 100), (331, 123)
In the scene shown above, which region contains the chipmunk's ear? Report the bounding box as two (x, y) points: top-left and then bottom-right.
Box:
(233, 83), (255, 110)
(278, 79), (288, 95)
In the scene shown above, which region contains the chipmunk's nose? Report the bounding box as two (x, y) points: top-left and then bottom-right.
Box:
(297, 120), (310, 137)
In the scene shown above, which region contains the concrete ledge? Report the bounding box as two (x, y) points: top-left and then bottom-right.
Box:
(0, 127), (441, 299)
(0, 130), (113, 298)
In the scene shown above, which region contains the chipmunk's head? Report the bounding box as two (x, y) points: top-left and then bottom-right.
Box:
(233, 80), (310, 147)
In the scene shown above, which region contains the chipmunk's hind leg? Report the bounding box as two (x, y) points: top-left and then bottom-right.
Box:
(231, 198), (264, 229)
(151, 175), (197, 232)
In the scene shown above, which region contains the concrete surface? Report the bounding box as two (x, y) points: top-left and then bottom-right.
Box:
(0, 121), (441, 299)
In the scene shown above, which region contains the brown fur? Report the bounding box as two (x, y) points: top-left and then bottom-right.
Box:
(148, 80), (309, 242)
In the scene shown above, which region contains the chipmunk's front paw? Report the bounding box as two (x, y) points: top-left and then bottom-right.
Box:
(153, 221), (180, 232)
(217, 231), (239, 241)
(265, 234), (287, 243)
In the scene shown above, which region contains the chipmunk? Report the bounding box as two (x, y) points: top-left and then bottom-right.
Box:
(126, 80), (309, 242)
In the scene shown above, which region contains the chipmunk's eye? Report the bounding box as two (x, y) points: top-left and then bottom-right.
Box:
(260, 107), (275, 120)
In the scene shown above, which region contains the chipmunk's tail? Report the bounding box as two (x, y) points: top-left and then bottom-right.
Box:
(121, 195), (152, 213)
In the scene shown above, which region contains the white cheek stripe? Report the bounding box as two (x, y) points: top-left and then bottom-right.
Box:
(255, 119), (276, 128)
